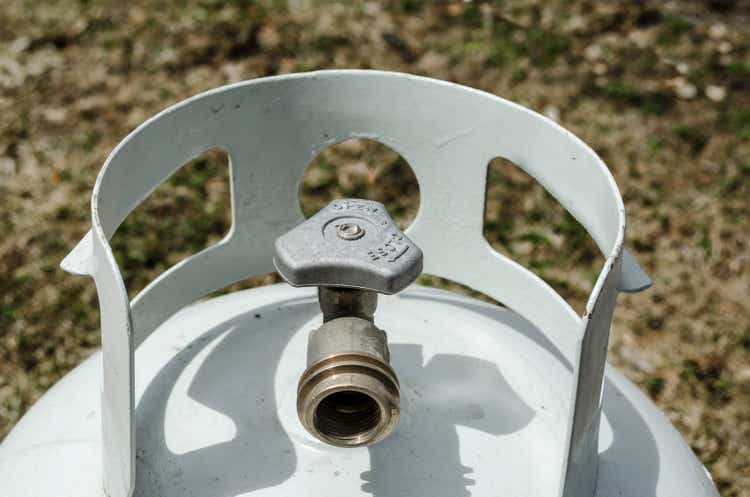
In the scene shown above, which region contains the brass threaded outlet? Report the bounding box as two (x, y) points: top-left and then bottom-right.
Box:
(297, 317), (400, 447)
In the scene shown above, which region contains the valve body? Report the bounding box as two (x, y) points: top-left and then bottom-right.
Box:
(273, 199), (422, 446)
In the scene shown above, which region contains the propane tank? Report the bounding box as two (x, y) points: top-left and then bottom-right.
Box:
(0, 71), (719, 497)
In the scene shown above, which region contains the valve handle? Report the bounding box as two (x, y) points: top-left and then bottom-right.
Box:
(273, 199), (423, 294)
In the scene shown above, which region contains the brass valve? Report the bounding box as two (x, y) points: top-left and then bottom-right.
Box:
(273, 199), (422, 447)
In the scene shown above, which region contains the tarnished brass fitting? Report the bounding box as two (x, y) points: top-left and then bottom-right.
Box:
(297, 312), (400, 447)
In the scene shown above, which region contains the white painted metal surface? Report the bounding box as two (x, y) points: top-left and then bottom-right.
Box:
(0, 70), (717, 497)
(0, 285), (717, 497)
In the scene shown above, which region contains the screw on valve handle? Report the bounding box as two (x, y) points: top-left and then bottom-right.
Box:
(273, 199), (423, 446)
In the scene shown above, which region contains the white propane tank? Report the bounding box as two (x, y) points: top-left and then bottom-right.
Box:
(0, 71), (719, 497)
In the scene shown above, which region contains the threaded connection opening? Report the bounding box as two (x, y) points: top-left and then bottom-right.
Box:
(313, 390), (382, 441)
(297, 358), (400, 447)
(297, 318), (399, 447)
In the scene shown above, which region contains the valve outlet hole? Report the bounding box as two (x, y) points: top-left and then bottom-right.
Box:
(314, 391), (382, 441)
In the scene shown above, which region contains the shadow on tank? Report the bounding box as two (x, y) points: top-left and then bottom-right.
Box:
(361, 343), (535, 497)
(133, 297), (318, 497)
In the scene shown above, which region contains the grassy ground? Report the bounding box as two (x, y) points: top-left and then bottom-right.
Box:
(1, 1), (748, 494)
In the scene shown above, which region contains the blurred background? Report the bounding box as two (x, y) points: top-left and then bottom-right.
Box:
(0, 0), (748, 495)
